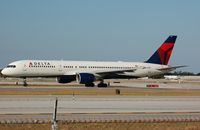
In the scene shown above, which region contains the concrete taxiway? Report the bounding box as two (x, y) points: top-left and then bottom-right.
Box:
(1, 77), (200, 89)
(0, 95), (200, 114)
(115, 82), (200, 89)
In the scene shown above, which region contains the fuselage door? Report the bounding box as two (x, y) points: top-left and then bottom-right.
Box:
(59, 64), (63, 72)
(58, 61), (63, 72)
(23, 63), (27, 71)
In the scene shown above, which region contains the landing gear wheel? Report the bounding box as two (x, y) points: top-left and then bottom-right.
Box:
(85, 83), (95, 87)
(97, 83), (108, 88)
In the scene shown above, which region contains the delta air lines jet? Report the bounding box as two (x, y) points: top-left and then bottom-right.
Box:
(2, 35), (184, 87)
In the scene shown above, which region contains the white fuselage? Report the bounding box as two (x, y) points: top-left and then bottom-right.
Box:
(2, 60), (170, 78)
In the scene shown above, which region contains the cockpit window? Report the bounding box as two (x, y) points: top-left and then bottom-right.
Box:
(7, 65), (16, 68)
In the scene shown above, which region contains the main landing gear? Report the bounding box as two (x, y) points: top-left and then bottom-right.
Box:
(85, 82), (95, 87)
(97, 79), (108, 87)
(97, 82), (108, 87)
(84, 81), (108, 88)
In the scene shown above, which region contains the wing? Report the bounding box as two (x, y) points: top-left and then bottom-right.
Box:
(63, 69), (137, 78)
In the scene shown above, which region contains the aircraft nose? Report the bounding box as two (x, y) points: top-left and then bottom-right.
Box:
(1, 69), (8, 76)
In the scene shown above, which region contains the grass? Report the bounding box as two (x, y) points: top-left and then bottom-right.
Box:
(1, 122), (200, 130)
(0, 87), (200, 96)
(62, 122), (200, 130)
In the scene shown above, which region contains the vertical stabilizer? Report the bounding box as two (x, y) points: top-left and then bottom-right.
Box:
(146, 35), (177, 65)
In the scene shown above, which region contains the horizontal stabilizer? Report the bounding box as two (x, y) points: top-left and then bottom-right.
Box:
(158, 65), (187, 71)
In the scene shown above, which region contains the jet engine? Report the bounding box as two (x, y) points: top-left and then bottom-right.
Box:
(57, 75), (76, 83)
(76, 73), (96, 84)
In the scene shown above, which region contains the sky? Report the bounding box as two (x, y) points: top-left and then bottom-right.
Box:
(0, 0), (200, 73)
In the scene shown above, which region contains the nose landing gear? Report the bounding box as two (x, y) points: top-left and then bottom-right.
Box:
(23, 78), (28, 87)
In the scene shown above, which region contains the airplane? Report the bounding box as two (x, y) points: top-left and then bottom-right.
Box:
(1, 35), (185, 87)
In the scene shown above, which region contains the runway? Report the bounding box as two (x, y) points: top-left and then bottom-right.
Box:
(0, 95), (200, 114)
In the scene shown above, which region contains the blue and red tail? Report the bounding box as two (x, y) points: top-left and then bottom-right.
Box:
(146, 35), (177, 65)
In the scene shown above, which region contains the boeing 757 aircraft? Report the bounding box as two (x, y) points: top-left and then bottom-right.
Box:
(2, 35), (184, 87)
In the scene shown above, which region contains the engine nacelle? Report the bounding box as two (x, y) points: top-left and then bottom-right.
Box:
(57, 75), (76, 84)
(76, 73), (96, 84)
